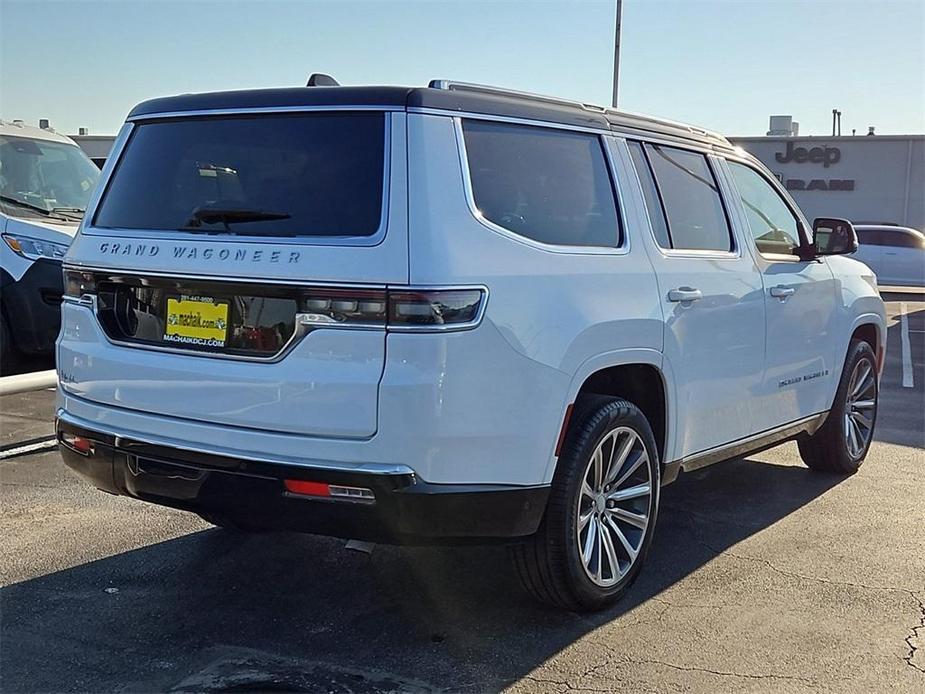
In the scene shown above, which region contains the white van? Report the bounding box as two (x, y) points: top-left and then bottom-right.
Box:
(56, 79), (885, 610)
(1, 120), (100, 367)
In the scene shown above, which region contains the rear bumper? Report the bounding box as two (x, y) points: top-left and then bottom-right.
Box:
(56, 419), (549, 544)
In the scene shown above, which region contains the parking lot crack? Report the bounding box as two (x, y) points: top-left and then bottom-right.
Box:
(679, 507), (921, 595)
(620, 656), (819, 686)
(903, 593), (925, 674)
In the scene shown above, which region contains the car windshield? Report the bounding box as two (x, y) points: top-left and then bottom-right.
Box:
(0, 135), (100, 223)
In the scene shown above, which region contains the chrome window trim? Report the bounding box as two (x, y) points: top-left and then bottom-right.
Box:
(126, 104), (403, 121)
(55, 407), (416, 476)
(84, 111), (394, 249)
(453, 117), (629, 256)
(718, 156), (811, 263)
(62, 264), (390, 289)
(620, 137), (741, 260)
(415, 106), (613, 136)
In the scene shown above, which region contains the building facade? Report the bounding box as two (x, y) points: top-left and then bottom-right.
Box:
(70, 134), (116, 169)
(730, 134), (924, 232)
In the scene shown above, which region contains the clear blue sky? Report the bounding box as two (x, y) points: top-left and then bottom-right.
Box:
(2, 0), (923, 137)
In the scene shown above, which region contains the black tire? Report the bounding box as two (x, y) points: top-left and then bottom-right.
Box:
(512, 396), (660, 611)
(0, 312), (19, 375)
(798, 339), (878, 474)
(197, 511), (266, 533)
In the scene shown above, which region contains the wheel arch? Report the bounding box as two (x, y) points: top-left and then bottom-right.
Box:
(845, 313), (886, 377)
(546, 350), (673, 483)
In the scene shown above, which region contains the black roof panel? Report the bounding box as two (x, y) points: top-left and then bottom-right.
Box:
(127, 86), (413, 118)
(126, 82), (730, 148)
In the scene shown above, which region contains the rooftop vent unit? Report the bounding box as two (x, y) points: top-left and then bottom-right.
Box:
(767, 115), (798, 137)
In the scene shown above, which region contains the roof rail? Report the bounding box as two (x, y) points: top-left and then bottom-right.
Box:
(428, 79), (606, 114)
(428, 78), (731, 148)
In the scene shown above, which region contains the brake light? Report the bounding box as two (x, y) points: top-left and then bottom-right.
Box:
(300, 288), (388, 326)
(298, 287), (485, 332)
(388, 289), (483, 330)
(63, 269), (97, 298)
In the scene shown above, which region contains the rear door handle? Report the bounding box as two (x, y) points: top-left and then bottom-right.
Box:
(770, 285), (795, 298)
(667, 287), (703, 303)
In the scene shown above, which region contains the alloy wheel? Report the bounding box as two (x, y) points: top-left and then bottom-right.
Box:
(575, 426), (652, 588)
(844, 357), (877, 459)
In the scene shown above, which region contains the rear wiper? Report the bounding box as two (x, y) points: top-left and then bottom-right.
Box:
(50, 207), (85, 220)
(184, 206), (291, 231)
(0, 195), (51, 215)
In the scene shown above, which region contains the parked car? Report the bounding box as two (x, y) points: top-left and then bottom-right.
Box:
(852, 224), (925, 287)
(1, 120), (100, 368)
(56, 79), (885, 611)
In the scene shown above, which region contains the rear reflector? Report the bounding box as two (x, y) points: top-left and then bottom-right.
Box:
(284, 480), (330, 497)
(60, 433), (94, 456)
(284, 479), (375, 503)
(554, 403), (574, 457)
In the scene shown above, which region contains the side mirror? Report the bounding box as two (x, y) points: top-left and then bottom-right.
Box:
(813, 217), (857, 256)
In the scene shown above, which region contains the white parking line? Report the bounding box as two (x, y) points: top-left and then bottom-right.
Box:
(0, 437), (57, 460)
(900, 302), (914, 388)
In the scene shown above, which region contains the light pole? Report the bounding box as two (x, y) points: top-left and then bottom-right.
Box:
(612, 0), (623, 108)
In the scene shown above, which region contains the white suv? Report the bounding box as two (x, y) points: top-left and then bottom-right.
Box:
(56, 79), (885, 611)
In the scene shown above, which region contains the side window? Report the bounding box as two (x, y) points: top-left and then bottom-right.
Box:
(462, 120), (621, 247)
(858, 230), (888, 246)
(882, 231), (923, 249)
(644, 144), (732, 252)
(627, 141), (671, 248)
(727, 161), (803, 256)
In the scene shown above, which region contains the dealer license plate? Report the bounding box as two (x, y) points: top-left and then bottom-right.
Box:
(164, 295), (230, 347)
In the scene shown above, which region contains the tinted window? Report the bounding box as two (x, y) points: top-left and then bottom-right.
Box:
(858, 230), (925, 248)
(645, 144), (732, 252)
(462, 120), (620, 247)
(858, 230), (887, 246)
(728, 161), (802, 256)
(882, 231), (923, 248)
(95, 113), (385, 237)
(627, 141), (671, 248)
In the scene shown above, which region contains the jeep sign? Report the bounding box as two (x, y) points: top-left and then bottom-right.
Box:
(775, 142), (841, 168)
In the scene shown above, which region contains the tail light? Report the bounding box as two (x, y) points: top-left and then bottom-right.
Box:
(63, 268), (486, 333)
(64, 269), (97, 299)
(388, 289), (483, 330)
(299, 287), (485, 332)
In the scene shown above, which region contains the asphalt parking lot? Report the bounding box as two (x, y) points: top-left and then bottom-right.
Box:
(1, 295), (923, 693)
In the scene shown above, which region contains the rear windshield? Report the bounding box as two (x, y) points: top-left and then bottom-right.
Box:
(94, 113), (385, 237)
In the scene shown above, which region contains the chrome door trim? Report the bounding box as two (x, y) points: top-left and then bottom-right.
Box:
(676, 412), (829, 472)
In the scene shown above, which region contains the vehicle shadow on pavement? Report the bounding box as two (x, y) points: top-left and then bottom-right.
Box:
(0, 456), (845, 693)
